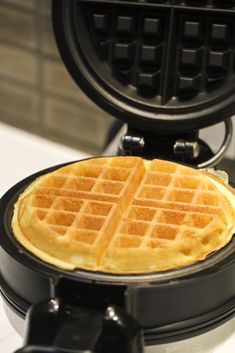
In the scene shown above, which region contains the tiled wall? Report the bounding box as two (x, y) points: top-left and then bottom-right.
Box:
(0, 0), (116, 154)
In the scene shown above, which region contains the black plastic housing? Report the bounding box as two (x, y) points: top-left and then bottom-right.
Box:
(1, 160), (235, 345)
(15, 301), (143, 353)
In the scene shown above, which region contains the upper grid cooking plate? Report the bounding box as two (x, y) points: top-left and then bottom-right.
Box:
(53, 0), (235, 132)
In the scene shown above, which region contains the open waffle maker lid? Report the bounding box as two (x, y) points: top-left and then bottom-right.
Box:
(53, 0), (235, 133)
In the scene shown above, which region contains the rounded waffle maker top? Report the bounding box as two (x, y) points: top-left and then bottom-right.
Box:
(53, 0), (235, 132)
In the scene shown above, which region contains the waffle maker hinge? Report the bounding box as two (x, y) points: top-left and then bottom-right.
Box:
(119, 126), (204, 163)
(119, 118), (233, 169)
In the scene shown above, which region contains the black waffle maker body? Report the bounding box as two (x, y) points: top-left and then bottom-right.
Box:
(1, 1), (235, 353)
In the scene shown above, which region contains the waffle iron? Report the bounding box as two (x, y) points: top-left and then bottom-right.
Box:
(2, 1), (235, 352)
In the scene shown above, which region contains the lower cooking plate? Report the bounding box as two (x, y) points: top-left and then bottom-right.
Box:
(1, 160), (235, 345)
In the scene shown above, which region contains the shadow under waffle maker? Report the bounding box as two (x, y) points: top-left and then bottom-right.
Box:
(2, 1), (235, 353)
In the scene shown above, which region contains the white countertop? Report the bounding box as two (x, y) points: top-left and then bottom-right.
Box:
(0, 122), (90, 198)
(0, 122), (90, 352)
(0, 122), (235, 353)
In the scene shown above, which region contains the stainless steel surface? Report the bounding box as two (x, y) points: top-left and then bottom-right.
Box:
(145, 317), (235, 353)
(0, 299), (22, 352)
(198, 118), (233, 168)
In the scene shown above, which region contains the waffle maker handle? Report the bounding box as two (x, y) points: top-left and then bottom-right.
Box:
(14, 298), (144, 353)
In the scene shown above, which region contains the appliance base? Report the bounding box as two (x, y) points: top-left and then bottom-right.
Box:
(2, 296), (235, 353)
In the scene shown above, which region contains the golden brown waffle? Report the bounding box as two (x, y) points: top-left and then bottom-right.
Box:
(12, 157), (235, 273)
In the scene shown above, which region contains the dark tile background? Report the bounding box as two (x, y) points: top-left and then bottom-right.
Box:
(0, 0), (116, 154)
